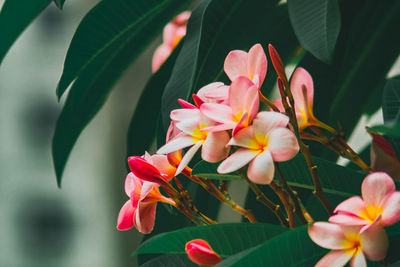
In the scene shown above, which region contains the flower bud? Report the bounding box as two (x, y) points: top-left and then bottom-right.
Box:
(185, 239), (222, 266)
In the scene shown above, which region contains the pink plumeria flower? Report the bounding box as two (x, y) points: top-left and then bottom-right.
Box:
(329, 172), (400, 233)
(217, 111), (299, 184)
(200, 76), (259, 135)
(152, 11), (190, 72)
(185, 239), (222, 266)
(224, 43), (267, 88)
(308, 222), (388, 267)
(274, 67), (316, 131)
(157, 108), (230, 175)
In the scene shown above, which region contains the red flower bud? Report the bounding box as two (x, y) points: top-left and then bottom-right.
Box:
(185, 239), (222, 266)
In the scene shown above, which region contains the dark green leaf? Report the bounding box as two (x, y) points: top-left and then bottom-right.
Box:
(52, 0), (191, 186)
(161, 0), (298, 129)
(192, 161), (241, 181)
(53, 0), (65, 9)
(134, 223), (287, 257)
(300, 0), (400, 158)
(127, 41), (183, 157)
(387, 223), (400, 264)
(287, 0), (341, 63)
(217, 225), (326, 267)
(140, 254), (197, 267)
(0, 0), (51, 64)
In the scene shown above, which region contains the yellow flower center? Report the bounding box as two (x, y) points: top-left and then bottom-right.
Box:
(361, 205), (383, 224)
(342, 232), (362, 255)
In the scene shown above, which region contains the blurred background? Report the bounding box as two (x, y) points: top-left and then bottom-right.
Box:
(0, 0), (159, 266)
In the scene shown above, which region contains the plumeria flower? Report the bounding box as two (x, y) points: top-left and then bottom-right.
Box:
(329, 172), (400, 233)
(224, 43), (267, 88)
(152, 11), (190, 72)
(157, 108), (230, 175)
(117, 153), (176, 233)
(185, 239), (222, 266)
(200, 76), (259, 134)
(274, 67), (316, 131)
(217, 111), (299, 184)
(308, 222), (388, 267)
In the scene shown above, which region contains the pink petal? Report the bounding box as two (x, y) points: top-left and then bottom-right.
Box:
(197, 82), (227, 102)
(174, 11), (191, 25)
(228, 125), (257, 149)
(176, 120), (203, 137)
(315, 250), (353, 267)
(163, 23), (179, 47)
(361, 225), (388, 261)
(202, 131), (230, 163)
(350, 252), (366, 267)
(166, 121), (181, 142)
(175, 141), (203, 176)
(117, 200), (135, 231)
(268, 128), (299, 162)
(202, 123), (235, 133)
(200, 103), (235, 125)
(246, 85), (260, 122)
(178, 99), (197, 109)
(290, 67), (314, 110)
(152, 44), (172, 73)
(204, 84), (229, 101)
(170, 108), (200, 122)
(148, 154), (176, 181)
(362, 172), (395, 206)
(224, 50), (248, 81)
(229, 76), (254, 115)
(135, 202), (157, 234)
(247, 150), (275, 184)
(272, 98), (285, 112)
(139, 182), (157, 201)
(185, 239), (222, 266)
(308, 222), (346, 250)
(125, 173), (142, 197)
(128, 156), (165, 184)
(380, 191), (400, 226)
(370, 135), (400, 180)
(252, 111), (289, 137)
(247, 44), (267, 87)
(232, 111), (249, 136)
(217, 148), (258, 174)
(329, 214), (369, 226)
(333, 196), (366, 217)
(157, 133), (196, 154)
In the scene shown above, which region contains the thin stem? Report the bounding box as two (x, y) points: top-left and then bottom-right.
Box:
(275, 163), (309, 225)
(270, 181), (296, 228)
(182, 168), (256, 223)
(278, 78), (333, 214)
(239, 172), (289, 227)
(259, 91), (280, 112)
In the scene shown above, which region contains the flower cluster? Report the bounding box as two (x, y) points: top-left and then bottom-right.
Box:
(308, 172), (400, 266)
(157, 44), (300, 184)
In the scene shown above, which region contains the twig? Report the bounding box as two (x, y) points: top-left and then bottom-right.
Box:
(270, 181), (296, 228)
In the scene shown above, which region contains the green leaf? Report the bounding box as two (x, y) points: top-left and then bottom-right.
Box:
(300, 0), (400, 156)
(140, 254), (197, 267)
(217, 225), (325, 267)
(191, 154), (367, 197)
(161, 0), (298, 129)
(287, 0), (341, 63)
(53, 0), (65, 9)
(0, 0), (51, 64)
(192, 161), (241, 181)
(126, 41), (183, 157)
(52, 0), (191, 186)
(134, 223), (287, 257)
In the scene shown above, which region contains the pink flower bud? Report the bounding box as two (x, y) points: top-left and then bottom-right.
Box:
(128, 156), (166, 184)
(185, 239), (222, 266)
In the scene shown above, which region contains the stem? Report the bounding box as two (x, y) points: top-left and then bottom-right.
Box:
(182, 168), (256, 223)
(270, 181), (296, 228)
(239, 172), (289, 227)
(259, 91), (280, 112)
(275, 163), (309, 225)
(278, 78), (333, 214)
